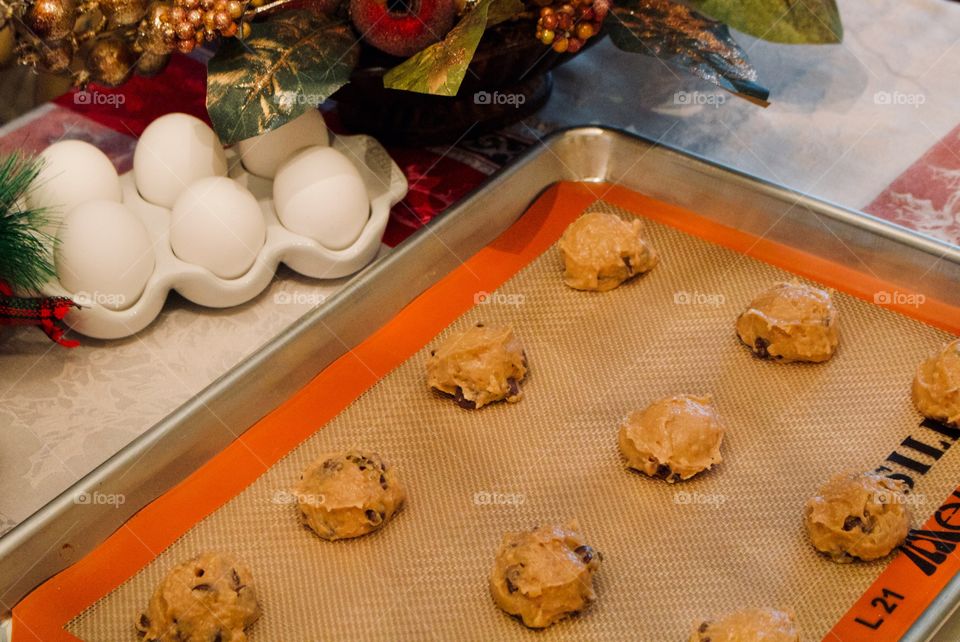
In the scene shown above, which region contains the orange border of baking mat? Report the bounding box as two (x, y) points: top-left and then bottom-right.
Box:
(12, 182), (960, 641)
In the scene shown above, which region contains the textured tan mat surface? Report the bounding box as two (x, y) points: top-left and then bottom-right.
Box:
(70, 200), (957, 641)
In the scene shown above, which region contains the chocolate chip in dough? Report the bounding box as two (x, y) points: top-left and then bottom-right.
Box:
(574, 545), (595, 564)
(505, 565), (522, 593)
(454, 387), (477, 409)
(754, 337), (770, 359)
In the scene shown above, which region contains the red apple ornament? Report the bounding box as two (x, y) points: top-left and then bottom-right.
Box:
(350, 0), (456, 57)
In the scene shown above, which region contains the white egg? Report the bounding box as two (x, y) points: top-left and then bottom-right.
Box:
(55, 201), (155, 311)
(238, 110), (330, 179)
(273, 146), (369, 251)
(27, 140), (122, 234)
(170, 177), (266, 279)
(134, 113), (227, 208)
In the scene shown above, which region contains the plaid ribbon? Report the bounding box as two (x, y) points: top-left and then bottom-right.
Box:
(0, 280), (79, 347)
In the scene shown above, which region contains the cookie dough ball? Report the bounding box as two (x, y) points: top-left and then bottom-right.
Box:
(618, 394), (724, 482)
(558, 211), (657, 291)
(294, 450), (406, 541)
(804, 471), (912, 562)
(913, 339), (960, 426)
(736, 281), (839, 362)
(490, 522), (601, 629)
(426, 324), (527, 409)
(135, 552), (259, 642)
(689, 608), (799, 642)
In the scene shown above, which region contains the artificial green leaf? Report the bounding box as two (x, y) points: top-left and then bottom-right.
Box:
(608, 0), (769, 104)
(206, 11), (360, 144)
(688, 0), (842, 44)
(383, 0), (523, 97)
(485, 0), (524, 27)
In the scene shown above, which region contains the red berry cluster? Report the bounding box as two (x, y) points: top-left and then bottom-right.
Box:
(535, 0), (606, 54)
(166, 0), (244, 53)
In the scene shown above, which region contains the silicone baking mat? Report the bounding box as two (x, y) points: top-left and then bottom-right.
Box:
(14, 183), (960, 641)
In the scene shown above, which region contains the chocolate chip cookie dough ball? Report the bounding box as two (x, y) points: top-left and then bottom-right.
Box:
(618, 394), (724, 482)
(689, 607), (799, 642)
(913, 339), (960, 426)
(490, 522), (601, 629)
(135, 552), (259, 642)
(736, 281), (839, 362)
(804, 471), (911, 563)
(294, 450), (406, 541)
(426, 324), (528, 409)
(558, 211), (658, 291)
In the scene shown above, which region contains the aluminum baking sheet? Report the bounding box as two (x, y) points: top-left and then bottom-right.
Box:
(4, 128), (960, 642)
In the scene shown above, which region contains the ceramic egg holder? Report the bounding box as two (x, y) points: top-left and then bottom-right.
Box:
(42, 134), (408, 340)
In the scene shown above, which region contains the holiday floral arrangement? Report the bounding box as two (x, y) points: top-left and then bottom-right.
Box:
(0, 0), (842, 143)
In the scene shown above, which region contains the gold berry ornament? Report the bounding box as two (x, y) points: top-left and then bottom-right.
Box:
(99, 0), (149, 28)
(535, 0), (606, 54)
(23, 0), (77, 41)
(86, 36), (135, 85)
(135, 0), (176, 54)
(165, 0), (242, 53)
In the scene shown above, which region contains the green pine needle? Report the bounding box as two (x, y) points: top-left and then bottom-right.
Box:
(0, 153), (57, 294)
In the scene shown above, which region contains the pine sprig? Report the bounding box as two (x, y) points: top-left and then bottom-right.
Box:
(0, 153), (57, 294)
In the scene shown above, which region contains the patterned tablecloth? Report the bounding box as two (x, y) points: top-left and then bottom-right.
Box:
(0, 0), (958, 626)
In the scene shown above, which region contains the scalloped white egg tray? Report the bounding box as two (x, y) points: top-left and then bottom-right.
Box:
(41, 134), (408, 340)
